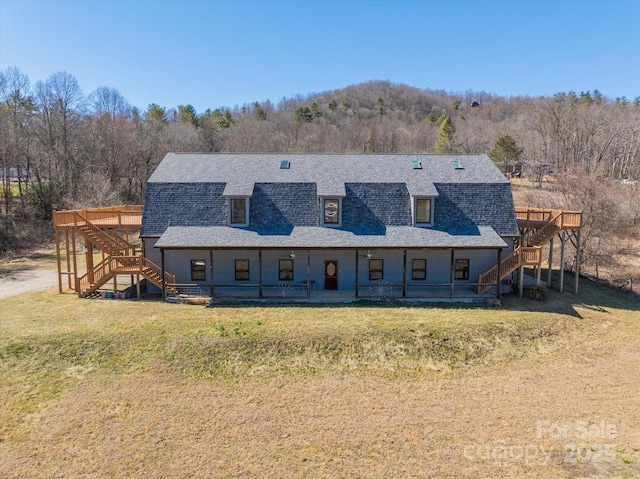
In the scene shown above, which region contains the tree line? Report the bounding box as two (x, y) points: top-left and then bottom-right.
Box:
(1, 67), (639, 253)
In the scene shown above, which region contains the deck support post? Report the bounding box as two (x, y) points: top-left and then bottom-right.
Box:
(449, 249), (455, 299)
(402, 249), (407, 298)
(355, 250), (359, 299)
(547, 237), (554, 287)
(65, 229), (72, 290)
(559, 230), (566, 293)
(136, 273), (141, 299)
(55, 228), (63, 293)
(518, 244), (524, 298)
(574, 228), (581, 294)
(86, 238), (94, 286)
(258, 250), (263, 298)
(496, 248), (502, 298)
(519, 266), (525, 298)
(72, 229), (78, 292)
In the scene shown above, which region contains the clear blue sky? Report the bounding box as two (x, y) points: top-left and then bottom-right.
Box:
(1, 0), (639, 113)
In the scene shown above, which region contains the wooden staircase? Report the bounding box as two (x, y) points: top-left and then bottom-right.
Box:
(68, 211), (175, 298)
(475, 246), (542, 294)
(475, 208), (583, 294)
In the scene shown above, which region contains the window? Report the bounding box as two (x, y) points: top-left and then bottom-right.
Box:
(455, 259), (470, 280)
(191, 259), (206, 281)
(235, 259), (250, 281)
(230, 198), (247, 225)
(369, 259), (383, 280)
(323, 198), (340, 225)
(414, 198), (432, 225)
(279, 259), (294, 281)
(412, 259), (427, 280)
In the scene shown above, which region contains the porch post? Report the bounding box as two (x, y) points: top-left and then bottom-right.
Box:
(574, 228), (581, 294)
(559, 230), (566, 293)
(258, 249), (263, 298)
(355, 250), (359, 298)
(449, 249), (455, 299)
(307, 250), (311, 301)
(161, 248), (166, 301)
(496, 248), (502, 298)
(402, 249), (407, 298)
(209, 249), (214, 298)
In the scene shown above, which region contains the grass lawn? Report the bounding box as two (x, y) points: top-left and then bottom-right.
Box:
(0, 280), (639, 478)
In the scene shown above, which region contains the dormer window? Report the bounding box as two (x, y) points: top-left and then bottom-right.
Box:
(322, 198), (341, 226)
(413, 197), (433, 226)
(229, 197), (249, 226)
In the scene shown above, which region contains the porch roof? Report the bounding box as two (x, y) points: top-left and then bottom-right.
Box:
(154, 225), (508, 249)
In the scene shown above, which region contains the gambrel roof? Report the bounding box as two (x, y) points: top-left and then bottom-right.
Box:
(141, 153), (518, 249)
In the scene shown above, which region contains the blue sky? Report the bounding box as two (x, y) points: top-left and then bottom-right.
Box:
(1, 0), (639, 113)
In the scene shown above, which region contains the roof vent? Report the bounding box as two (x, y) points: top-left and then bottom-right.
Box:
(280, 160), (290, 169)
(452, 160), (464, 169)
(411, 160), (422, 169)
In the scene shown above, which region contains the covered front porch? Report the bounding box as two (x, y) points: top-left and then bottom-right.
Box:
(156, 247), (510, 303)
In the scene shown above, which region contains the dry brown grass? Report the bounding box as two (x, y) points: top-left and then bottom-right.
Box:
(0, 280), (639, 478)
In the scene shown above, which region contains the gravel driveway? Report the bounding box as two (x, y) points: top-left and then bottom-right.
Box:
(0, 262), (60, 300)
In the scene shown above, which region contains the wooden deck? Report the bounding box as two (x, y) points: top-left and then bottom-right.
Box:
(53, 205), (142, 229)
(52, 205), (167, 298)
(515, 207), (583, 230)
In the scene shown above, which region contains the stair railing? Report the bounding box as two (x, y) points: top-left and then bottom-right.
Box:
(73, 211), (135, 256)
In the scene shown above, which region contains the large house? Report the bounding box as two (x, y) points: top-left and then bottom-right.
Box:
(139, 153), (521, 301)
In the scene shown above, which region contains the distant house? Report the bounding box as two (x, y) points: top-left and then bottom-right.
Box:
(140, 153), (520, 301)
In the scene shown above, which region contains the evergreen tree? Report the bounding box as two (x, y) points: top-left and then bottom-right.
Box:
(490, 135), (523, 177)
(253, 101), (267, 120)
(295, 106), (314, 123)
(145, 103), (167, 122)
(178, 104), (199, 127)
(310, 102), (323, 119)
(434, 115), (454, 153)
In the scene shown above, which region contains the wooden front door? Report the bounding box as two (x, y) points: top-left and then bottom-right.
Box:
(324, 260), (338, 290)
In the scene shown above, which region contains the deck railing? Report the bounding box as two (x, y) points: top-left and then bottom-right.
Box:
(515, 207), (583, 230)
(54, 205), (142, 228)
(76, 256), (113, 295)
(74, 211), (135, 255)
(476, 246), (542, 293)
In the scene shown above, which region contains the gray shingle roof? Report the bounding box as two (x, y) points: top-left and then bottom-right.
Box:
(154, 225), (508, 249)
(141, 153), (519, 245)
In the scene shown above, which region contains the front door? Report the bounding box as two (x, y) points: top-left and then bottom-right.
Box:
(324, 260), (338, 290)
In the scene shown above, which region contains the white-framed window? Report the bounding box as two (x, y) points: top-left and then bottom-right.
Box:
(229, 197), (249, 226)
(321, 197), (342, 226)
(413, 197), (433, 226)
